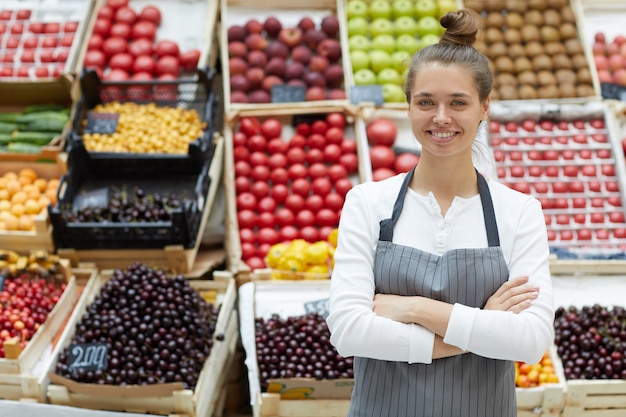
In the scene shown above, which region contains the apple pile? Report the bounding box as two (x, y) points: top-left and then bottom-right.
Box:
(346, 0), (457, 103)
(366, 117), (419, 181)
(465, 0), (595, 100)
(489, 117), (626, 246)
(0, 8), (79, 78)
(227, 14), (345, 104)
(234, 113), (358, 270)
(83, 0), (201, 82)
(592, 32), (626, 86)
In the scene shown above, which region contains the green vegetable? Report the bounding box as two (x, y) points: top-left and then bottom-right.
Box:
(7, 142), (44, 154)
(23, 104), (69, 114)
(21, 118), (66, 133)
(0, 112), (21, 123)
(11, 131), (57, 145)
(0, 134), (12, 145)
(0, 122), (18, 134)
(16, 111), (70, 124)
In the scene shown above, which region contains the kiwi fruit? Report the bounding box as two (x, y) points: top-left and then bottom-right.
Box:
(464, 0), (484, 12)
(485, 0), (505, 12)
(521, 25), (540, 43)
(558, 84), (577, 98)
(561, 6), (576, 23)
(506, 0), (528, 14)
(518, 71), (537, 86)
(543, 10), (561, 27)
(571, 53), (589, 70)
(495, 56), (515, 73)
(499, 85), (520, 100)
(485, 12), (505, 27)
(514, 57), (533, 74)
(508, 43), (526, 59)
(504, 28), (522, 44)
(537, 70), (557, 86)
(577, 67), (592, 84)
(528, 0), (548, 11)
(489, 42), (508, 57)
(519, 84), (538, 99)
(560, 23), (578, 40)
(505, 12), (524, 29)
(564, 38), (583, 55)
(548, 0), (568, 8)
(474, 41), (489, 56)
(525, 41), (545, 57)
(533, 54), (553, 71)
(496, 72), (518, 86)
(544, 42), (566, 56)
(524, 10), (544, 26)
(552, 54), (573, 71)
(485, 27), (504, 44)
(541, 26), (561, 43)
(538, 84), (560, 99)
(576, 85), (596, 97)
(555, 69), (577, 84)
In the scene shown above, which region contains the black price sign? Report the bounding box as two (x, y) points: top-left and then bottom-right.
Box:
(350, 85), (384, 106)
(601, 82), (626, 102)
(304, 298), (330, 319)
(271, 85), (306, 103)
(0, 275), (5, 292)
(85, 111), (119, 134)
(68, 342), (108, 371)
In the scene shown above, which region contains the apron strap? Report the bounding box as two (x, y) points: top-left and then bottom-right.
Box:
(379, 167), (501, 247)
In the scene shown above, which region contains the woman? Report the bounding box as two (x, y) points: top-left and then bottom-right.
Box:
(327, 9), (554, 417)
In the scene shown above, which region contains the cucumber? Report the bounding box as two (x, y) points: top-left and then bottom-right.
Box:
(0, 122), (17, 134)
(0, 134), (12, 145)
(7, 142), (44, 154)
(11, 131), (57, 145)
(16, 111), (70, 124)
(23, 104), (68, 114)
(0, 112), (21, 123)
(21, 118), (66, 133)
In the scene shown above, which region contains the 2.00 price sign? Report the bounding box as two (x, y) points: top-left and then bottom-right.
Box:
(68, 343), (108, 371)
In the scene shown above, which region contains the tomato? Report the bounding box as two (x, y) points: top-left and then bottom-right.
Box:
(0, 68), (13, 77)
(241, 242), (256, 260)
(17, 67), (29, 78)
(240, 117), (261, 136)
(41, 36), (57, 48)
(326, 112), (346, 128)
(139, 5), (162, 26)
(324, 192), (344, 211)
(373, 168), (396, 182)
(267, 138), (288, 154)
(394, 153), (419, 173)
(291, 178), (311, 197)
(109, 52), (134, 73)
(305, 195), (325, 212)
(271, 184), (289, 203)
(260, 118), (282, 139)
(87, 34), (104, 51)
(5, 38), (19, 49)
(60, 35), (74, 47)
(107, 0), (129, 10)
(367, 118), (397, 146)
(327, 164), (348, 182)
(300, 226), (319, 243)
(0, 11), (12, 20)
(335, 178), (353, 197)
(257, 197), (277, 213)
(275, 208), (295, 227)
(20, 50), (35, 62)
(103, 36), (128, 57)
(237, 210), (257, 229)
(257, 212), (275, 229)
(234, 160), (251, 177)
(285, 194), (305, 212)
(316, 208), (338, 227)
(296, 210), (316, 228)
(288, 134), (307, 149)
(270, 168), (289, 185)
(35, 67), (49, 78)
(312, 177), (332, 197)
(1, 52), (15, 63)
(64, 21), (78, 33)
(133, 54), (156, 75)
(339, 153), (358, 174)
(308, 163), (328, 179)
(280, 226), (299, 242)
(325, 127), (344, 145)
(268, 153), (288, 169)
(98, 6), (114, 20)
(307, 133), (326, 150)
(251, 181), (270, 199)
(179, 49), (200, 71)
(110, 22), (131, 39)
(323, 144), (342, 163)
(55, 50), (69, 63)
(84, 49), (106, 68)
(247, 135), (267, 152)
(287, 147), (306, 165)
(305, 148), (324, 164)
(246, 257), (266, 270)
(251, 165), (270, 182)
(128, 38), (153, 57)
(295, 123), (310, 136)
(28, 22), (44, 34)
(311, 120), (329, 135)
(16, 9), (31, 20)
(156, 55), (180, 77)
(248, 151), (268, 167)
(233, 131), (247, 147)
(11, 23), (24, 34)
(237, 192), (257, 211)
(132, 21), (157, 41)
(104, 68), (129, 81)
(155, 40), (180, 58)
(234, 176), (250, 193)
(93, 19), (112, 37)
(370, 145), (396, 169)
(288, 164), (308, 180)
(115, 6), (137, 25)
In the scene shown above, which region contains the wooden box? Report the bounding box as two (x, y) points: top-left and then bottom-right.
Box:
(563, 379), (626, 417)
(46, 270), (239, 417)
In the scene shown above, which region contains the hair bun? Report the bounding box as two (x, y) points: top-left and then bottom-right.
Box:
(439, 9), (482, 47)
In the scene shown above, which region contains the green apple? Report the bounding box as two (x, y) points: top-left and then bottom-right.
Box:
(347, 0), (369, 19)
(394, 16), (418, 36)
(369, 50), (392, 73)
(348, 17), (369, 37)
(354, 68), (378, 85)
(371, 34), (396, 54)
(350, 50), (371, 72)
(391, 50), (411, 73)
(414, 0), (438, 19)
(395, 33), (421, 54)
(369, 18), (395, 38)
(391, 0), (414, 18)
(369, 0), (392, 19)
(416, 16), (441, 37)
(377, 67), (401, 85)
(348, 35), (371, 52)
(419, 33), (440, 48)
(437, 0), (457, 17)
(382, 83), (406, 102)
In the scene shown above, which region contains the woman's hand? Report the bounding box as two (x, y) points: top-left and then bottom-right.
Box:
(484, 275), (539, 313)
(373, 294), (414, 323)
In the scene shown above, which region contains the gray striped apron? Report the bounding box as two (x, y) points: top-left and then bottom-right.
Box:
(349, 168), (516, 417)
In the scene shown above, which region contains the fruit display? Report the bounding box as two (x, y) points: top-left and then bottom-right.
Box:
(0, 167), (59, 232)
(592, 31), (626, 87)
(255, 312), (354, 391)
(464, 0), (597, 100)
(515, 350), (560, 388)
(232, 112), (359, 270)
(0, 104), (71, 154)
(264, 234), (337, 280)
(53, 262), (220, 389)
(488, 102), (626, 252)
(0, 250), (68, 358)
(83, 0), (203, 81)
(0, 1), (91, 79)
(346, 0), (457, 104)
(554, 304), (626, 380)
(224, 8), (346, 105)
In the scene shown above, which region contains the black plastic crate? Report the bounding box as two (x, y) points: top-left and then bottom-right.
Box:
(67, 68), (220, 175)
(49, 145), (211, 250)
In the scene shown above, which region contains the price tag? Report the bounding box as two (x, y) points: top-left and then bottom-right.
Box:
(304, 298), (330, 319)
(0, 274), (6, 291)
(85, 111), (119, 134)
(601, 83), (626, 102)
(271, 85), (306, 103)
(73, 187), (109, 211)
(67, 342), (108, 372)
(350, 85), (384, 106)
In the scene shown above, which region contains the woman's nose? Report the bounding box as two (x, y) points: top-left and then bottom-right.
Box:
(433, 105), (451, 124)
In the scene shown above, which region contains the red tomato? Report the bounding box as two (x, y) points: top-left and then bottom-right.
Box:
(155, 55), (179, 77)
(251, 181), (270, 199)
(370, 145), (396, 169)
(287, 148), (306, 165)
(107, 0), (129, 10)
(16, 9), (31, 20)
(35, 67), (49, 78)
(98, 6), (115, 20)
(109, 52), (133, 73)
(285, 194), (305, 212)
(249, 151), (268, 167)
(305, 148), (324, 164)
(17, 67), (29, 77)
(307, 133), (326, 150)
(87, 34), (104, 51)
(260, 118), (282, 139)
(280, 226), (299, 242)
(237, 210), (257, 229)
(312, 177), (332, 197)
(5, 38), (19, 49)
(1, 52), (15, 63)
(339, 153), (358, 174)
(325, 127), (344, 145)
(296, 210), (316, 228)
(234, 176), (250, 193)
(104, 68), (129, 81)
(291, 178), (311, 197)
(39, 36), (57, 48)
(132, 21), (157, 41)
(270, 168), (289, 185)
(93, 19), (112, 37)
(288, 164), (308, 180)
(268, 153), (288, 169)
(234, 160), (251, 177)
(246, 257), (266, 270)
(308, 163), (328, 179)
(28, 22), (44, 34)
(237, 192), (257, 211)
(55, 50), (69, 63)
(110, 22), (131, 39)
(316, 208), (338, 227)
(295, 123), (310, 136)
(335, 178), (353, 197)
(275, 208), (295, 227)
(128, 38), (153, 57)
(366, 118), (397, 146)
(305, 195), (325, 212)
(115, 7), (137, 25)
(394, 153), (419, 173)
(155, 40), (180, 58)
(103, 36), (127, 57)
(271, 184), (289, 203)
(323, 144), (342, 163)
(0, 10), (12, 20)
(311, 120), (329, 135)
(300, 226), (319, 243)
(327, 164), (348, 182)
(0, 68), (13, 77)
(179, 49), (200, 71)
(138, 5), (162, 26)
(326, 112), (346, 128)
(133, 54), (156, 75)
(64, 21), (79, 33)
(248, 135), (267, 152)
(251, 165), (270, 182)
(22, 37), (38, 49)
(241, 242), (256, 260)
(324, 192), (344, 211)
(233, 131), (247, 147)
(267, 138), (288, 154)
(288, 134), (307, 149)
(11, 23), (24, 34)
(60, 35), (74, 47)
(84, 49), (106, 68)
(240, 117), (261, 136)
(373, 168), (396, 182)
(257, 197), (277, 213)
(257, 212), (275, 229)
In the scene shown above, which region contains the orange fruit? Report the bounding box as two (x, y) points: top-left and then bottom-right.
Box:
(33, 178), (47, 193)
(10, 203), (25, 217)
(38, 195), (51, 208)
(0, 189), (9, 201)
(3, 172), (17, 181)
(46, 178), (60, 190)
(10, 191), (28, 205)
(0, 200), (10, 212)
(518, 363), (532, 375)
(18, 215), (34, 231)
(3, 214), (18, 231)
(5, 179), (20, 196)
(45, 188), (57, 206)
(18, 168), (38, 182)
(24, 199), (41, 215)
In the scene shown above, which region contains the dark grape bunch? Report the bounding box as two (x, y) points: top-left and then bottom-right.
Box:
(554, 304), (626, 380)
(64, 188), (182, 223)
(255, 312), (353, 390)
(55, 262), (220, 389)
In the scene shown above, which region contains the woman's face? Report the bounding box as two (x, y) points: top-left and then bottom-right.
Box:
(407, 63), (489, 160)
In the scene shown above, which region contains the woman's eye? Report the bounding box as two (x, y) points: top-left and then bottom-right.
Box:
(417, 100), (433, 106)
(452, 100), (465, 106)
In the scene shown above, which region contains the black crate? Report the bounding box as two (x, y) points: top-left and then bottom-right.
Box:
(67, 68), (220, 175)
(49, 145), (211, 250)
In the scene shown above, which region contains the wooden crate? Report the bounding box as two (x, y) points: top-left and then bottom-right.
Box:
(0, 264), (97, 402)
(56, 134), (224, 274)
(46, 270), (239, 417)
(220, 0), (351, 115)
(563, 380), (626, 417)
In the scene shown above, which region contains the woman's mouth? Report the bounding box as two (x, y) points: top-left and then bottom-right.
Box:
(428, 130), (457, 143)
